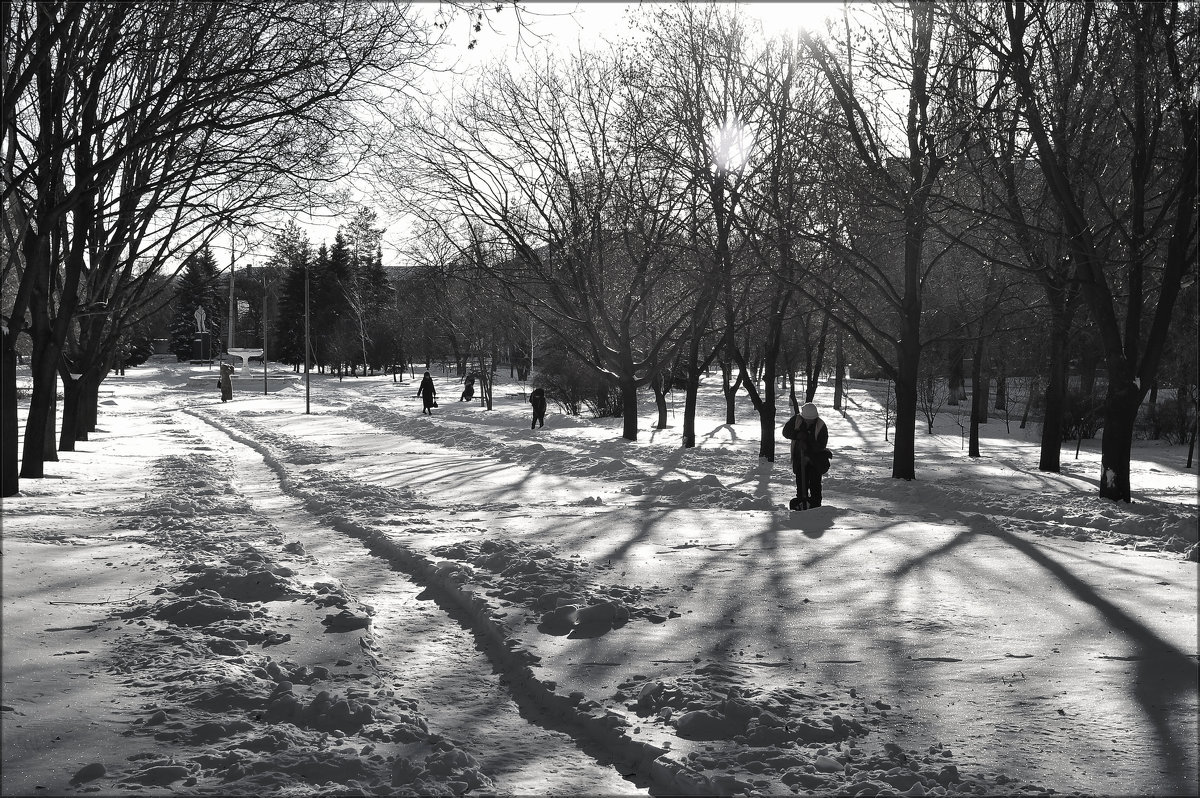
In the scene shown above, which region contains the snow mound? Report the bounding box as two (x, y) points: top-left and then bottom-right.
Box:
(618, 663), (1051, 796)
(430, 538), (669, 635)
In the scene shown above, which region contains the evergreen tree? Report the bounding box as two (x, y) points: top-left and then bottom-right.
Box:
(269, 222), (312, 368)
(363, 244), (392, 312)
(344, 207), (390, 310)
(168, 248), (224, 361)
(308, 243), (335, 369)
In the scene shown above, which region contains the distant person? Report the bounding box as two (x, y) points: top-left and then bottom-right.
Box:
(218, 363), (233, 403)
(460, 375), (475, 402)
(529, 387), (547, 429)
(417, 371), (437, 414)
(782, 402), (829, 510)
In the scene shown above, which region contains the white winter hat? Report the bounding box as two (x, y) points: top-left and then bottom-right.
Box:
(800, 402), (819, 420)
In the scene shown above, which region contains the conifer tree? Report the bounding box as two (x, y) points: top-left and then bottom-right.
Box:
(168, 248), (224, 361)
(269, 222), (312, 369)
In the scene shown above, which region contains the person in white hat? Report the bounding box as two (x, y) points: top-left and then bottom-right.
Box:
(782, 402), (830, 510)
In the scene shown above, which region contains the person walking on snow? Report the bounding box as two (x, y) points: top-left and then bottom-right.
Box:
(529, 387), (547, 429)
(782, 402), (829, 510)
(460, 375), (475, 402)
(218, 363), (233, 403)
(417, 371), (437, 414)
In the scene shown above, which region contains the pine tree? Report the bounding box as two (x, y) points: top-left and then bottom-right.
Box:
(168, 248), (224, 361)
(269, 222), (312, 368)
(308, 243), (335, 368)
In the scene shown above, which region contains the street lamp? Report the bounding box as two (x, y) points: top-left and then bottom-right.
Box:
(305, 255), (311, 415)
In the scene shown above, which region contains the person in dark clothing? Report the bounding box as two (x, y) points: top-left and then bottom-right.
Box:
(218, 363), (233, 402)
(529, 387), (547, 429)
(782, 402), (829, 510)
(417, 371), (437, 414)
(460, 375), (475, 402)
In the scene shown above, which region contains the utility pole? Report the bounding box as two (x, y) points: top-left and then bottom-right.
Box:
(304, 258), (311, 414)
(262, 273), (269, 395)
(228, 240), (236, 353)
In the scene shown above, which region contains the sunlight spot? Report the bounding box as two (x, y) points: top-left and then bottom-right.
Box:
(708, 117), (754, 172)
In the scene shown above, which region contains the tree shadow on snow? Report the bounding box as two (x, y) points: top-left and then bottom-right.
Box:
(982, 523), (1198, 793)
(887, 520), (1198, 795)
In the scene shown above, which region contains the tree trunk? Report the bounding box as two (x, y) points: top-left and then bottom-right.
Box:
(2, 330), (18, 496)
(806, 309), (830, 403)
(1186, 415), (1196, 469)
(620, 374), (638, 441)
(721, 358), (740, 425)
(832, 331), (845, 411)
(60, 375), (82, 451)
(891, 243), (924, 480)
(1020, 376), (1036, 430)
(44, 387), (58, 462)
(682, 367), (700, 449)
(892, 365), (919, 480)
(788, 365), (799, 417)
(1099, 380), (1141, 502)
(652, 376), (668, 430)
(758, 353), (780, 462)
(21, 329), (58, 479)
(969, 337), (986, 458)
(1039, 328), (1069, 471)
(758, 400), (777, 462)
(83, 377), (100, 434)
(947, 349), (963, 407)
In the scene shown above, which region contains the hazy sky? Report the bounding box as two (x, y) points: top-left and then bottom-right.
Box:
(292, 2), (850, 266)
(433, 2), (846, 75)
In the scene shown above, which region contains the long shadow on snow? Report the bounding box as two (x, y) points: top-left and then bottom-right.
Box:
(983, 523), (1197, 794)
(879, 520), (1197, 795)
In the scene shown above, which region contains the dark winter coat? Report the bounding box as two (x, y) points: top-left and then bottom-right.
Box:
(218, 365), (233, 402)
(529, 388), (547, 414)
(782, 414), (829, 475)
(418, 375), (437, 408)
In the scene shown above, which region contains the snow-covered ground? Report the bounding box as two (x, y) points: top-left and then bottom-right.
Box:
(2, 356), (1196, 796)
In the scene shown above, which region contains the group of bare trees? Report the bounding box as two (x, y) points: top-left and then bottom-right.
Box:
(1, 0), (462, 497)
(377, 1), (1195, 502)
(4, 1), (1195, 504)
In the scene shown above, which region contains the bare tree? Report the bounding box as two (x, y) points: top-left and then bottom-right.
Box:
(799, 2), (981, 480)
(3, 1), (444, 496)
(960, 0), (1198, 500)
(387, 46), (696, 440)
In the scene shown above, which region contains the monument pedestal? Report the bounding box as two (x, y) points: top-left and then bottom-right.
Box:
(191, 332), (213, 363)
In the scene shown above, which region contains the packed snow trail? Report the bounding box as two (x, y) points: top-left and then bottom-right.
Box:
(5, 359), (1194, 796)
(178, 407), (649, 795)
(193, 375), (1196, 797)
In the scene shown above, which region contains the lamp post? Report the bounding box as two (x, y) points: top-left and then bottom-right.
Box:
(304, 257), (310, 415)
(228, 240), (236, 354)
(262, 272), (270, 395)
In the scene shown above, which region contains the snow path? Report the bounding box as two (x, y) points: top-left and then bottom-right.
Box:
(195, 388), (1197, 797)
(179, 408), (649, 795)
(5, 360), (1196, 796)
(1, 537), (163, 796)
